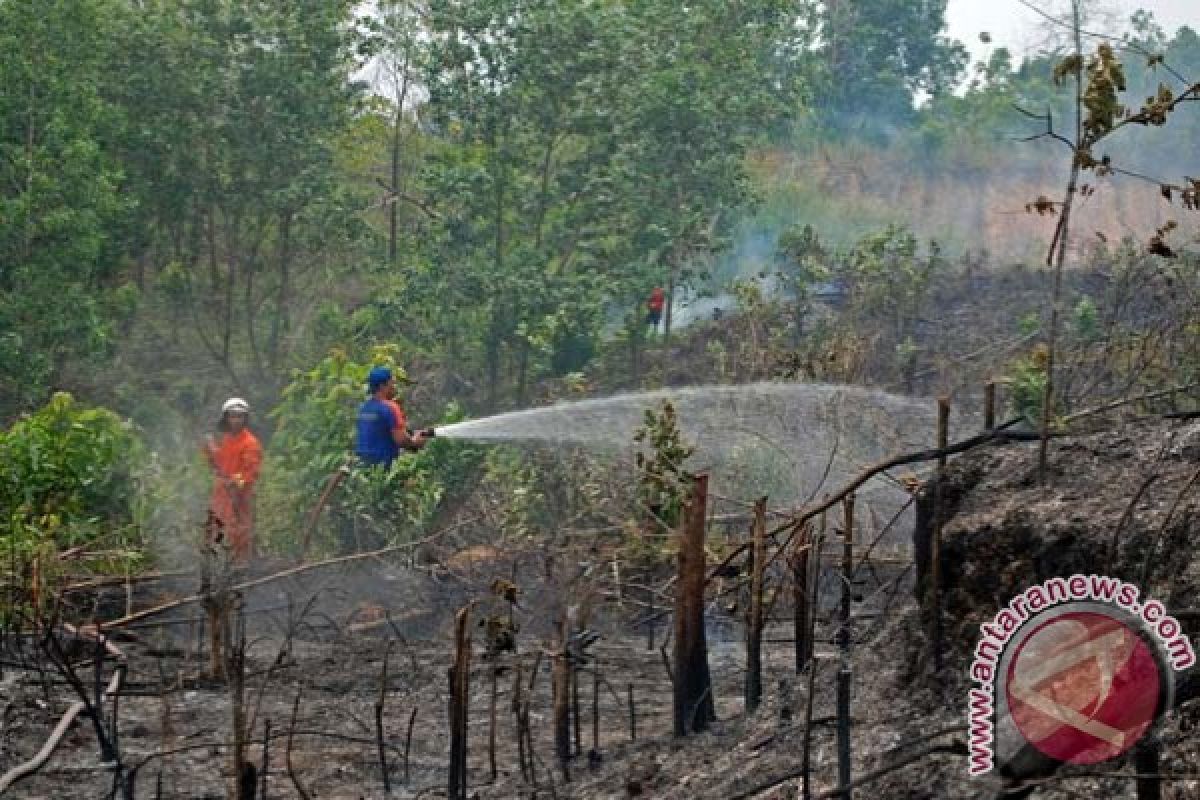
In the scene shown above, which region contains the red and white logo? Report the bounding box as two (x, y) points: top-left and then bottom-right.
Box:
(1005, 610), (1163, 765)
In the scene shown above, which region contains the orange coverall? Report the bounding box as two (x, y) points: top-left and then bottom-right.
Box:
(206, 428), (263, 562)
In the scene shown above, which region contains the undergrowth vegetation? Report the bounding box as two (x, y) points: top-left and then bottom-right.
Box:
(0, 393), (146, 617)
(1, 1), (1198, 582)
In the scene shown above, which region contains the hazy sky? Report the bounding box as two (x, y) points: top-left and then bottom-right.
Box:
(947, 0), (1199, 62)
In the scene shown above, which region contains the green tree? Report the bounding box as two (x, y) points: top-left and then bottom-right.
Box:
(839, 224), (944, 345)
(419, 0), (624, 408)
(616, 0), (805, 346)
(0, 392), (145, 565)
(803, 0), (967, 130)
(125, 1), (368, 398)
(359, 0), (430, 266)
(411, 0), (806, 404)
(775, 223), (831, 342)
(633, 400), (694, 534)
(0, 0), (136, 416)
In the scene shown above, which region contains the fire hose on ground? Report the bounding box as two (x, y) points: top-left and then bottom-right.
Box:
(0, 625), (126, 795)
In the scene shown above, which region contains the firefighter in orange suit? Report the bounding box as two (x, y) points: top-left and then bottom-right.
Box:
(202, 397), (263, 563)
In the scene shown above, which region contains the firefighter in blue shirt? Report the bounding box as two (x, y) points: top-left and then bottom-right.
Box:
(356, 366), (430, 466)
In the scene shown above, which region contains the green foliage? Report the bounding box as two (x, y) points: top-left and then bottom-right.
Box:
(801, 0), (967, 130)
(1072, 296), (1100, 343)
(1018, 311), (1043, 337)
(410, 0), (805, 406)
(0, 0), (137, 414)
(480, 448), (548, 541)
(633, 401), (694, 533)
(706, 339), (732, 382)
(775, 223), (831, 338)
(0, 392), (145, 568)
(1008, 345), (1052, 424)
(4, 0), (1198, 592)
(839, 225), (945, 342)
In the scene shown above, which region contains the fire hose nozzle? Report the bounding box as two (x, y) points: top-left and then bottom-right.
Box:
(408, 427), (437, 438)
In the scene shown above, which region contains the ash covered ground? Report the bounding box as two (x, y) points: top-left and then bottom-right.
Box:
(5, 417), (1200, 799)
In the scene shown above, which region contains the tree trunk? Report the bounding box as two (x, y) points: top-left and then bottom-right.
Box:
(515, 337), (529, 408)
(630, 316), (643, 386)
(269, 210), (292, 367)
(23, 81), (35, 262)
(663, 260), (676, 350)
(1039, 0), (1085, 481)
(1135, 739), (1161, 800)
(389, 116), (400, 265)
(484, 328), (501, 413)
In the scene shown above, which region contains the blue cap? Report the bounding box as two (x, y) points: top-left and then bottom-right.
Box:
(367, 366), (393, 393)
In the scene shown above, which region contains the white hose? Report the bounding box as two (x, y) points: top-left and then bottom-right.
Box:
(0, 628), (125, 795)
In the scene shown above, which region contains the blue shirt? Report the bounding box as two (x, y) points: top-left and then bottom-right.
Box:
(356, 396), (400, 466)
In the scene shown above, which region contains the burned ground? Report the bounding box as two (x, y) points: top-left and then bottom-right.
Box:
(4, 416), (1200, 799)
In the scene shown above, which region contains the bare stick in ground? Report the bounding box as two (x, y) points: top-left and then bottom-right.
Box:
(792, 523), (811, 673)
(673, 473), (715, 735)
(745, 496), (767, 713)
(285, 690), (311, 800)
(931, 395), (949, 671)
(447, 605), (471, 800)
(259, 719), (271, 800)
(553, 624), (572, 782)
(488, 665), (498, 781)
(628, 683), (637, 741)
(523, 652), (542, 789)
(571, 660), (582, 757)
(1135, 738), (1162, 800)
(376, 642), (392, 795)
(227, 606), (255, 800)
(800, 658), (821, 800)
(591, 668), (599, 757)
(404, 706), (418, 785)
(513, 663), (529, 782)
(984, 381), (997, 430)
(836, 495), (855, 798)
(200, 539), (235, 682)
(521, 698), (537, 790)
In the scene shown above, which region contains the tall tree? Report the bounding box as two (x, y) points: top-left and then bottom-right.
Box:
(616, 0), (804, 346)
(126, 0), (366, 398)
(414, 0), (804, 403)
(420, 0), (642, 408)
(0, 0), (135, 415)
(804, 0), (967, 129)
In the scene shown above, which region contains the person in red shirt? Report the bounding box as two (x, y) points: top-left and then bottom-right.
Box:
(646, 286), (665, 329)
(203, 397), (263, 563)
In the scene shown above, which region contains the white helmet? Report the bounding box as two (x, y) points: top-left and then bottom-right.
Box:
(221, 397), (250, 415)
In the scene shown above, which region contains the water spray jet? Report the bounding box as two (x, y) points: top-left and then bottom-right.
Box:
(429, 382), (977, 538)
